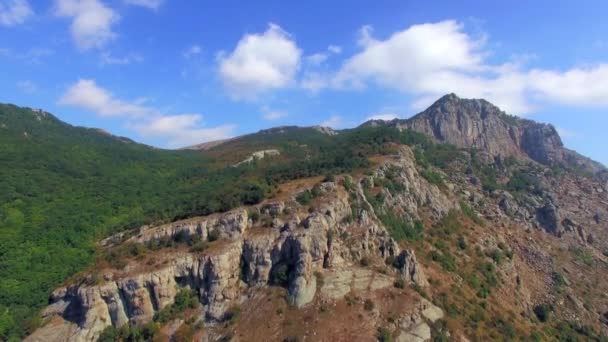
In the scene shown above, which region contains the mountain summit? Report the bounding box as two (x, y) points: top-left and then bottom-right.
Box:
(364, 94), (606, 175)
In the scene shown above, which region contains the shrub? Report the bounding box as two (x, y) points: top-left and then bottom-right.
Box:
(394, 278), (405, 289)
(190, 241), (207, 253)
(533, 304), (553, 322)
(360, 256), (371, 267)
(323, 174), (336, 182)
(225, 305), (241, 324)
(421, 169), (444, 187)
(489, 249), (503, 264)
(377, 327), (391, 342)
(207, 229), (220, 242)
(457, 236), (467, 250)
(378, 212), (424, 241)
(296, 190), (314, 205)
(249, 210), (260, 223)
(154, 289), (198, 323)
(364, 299), (375, 311)
(271, 263), (290, 286)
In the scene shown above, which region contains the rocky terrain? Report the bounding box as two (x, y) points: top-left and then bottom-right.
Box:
(24, 95), (608, 341)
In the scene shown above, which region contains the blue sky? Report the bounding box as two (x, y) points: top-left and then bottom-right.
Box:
(0, 0), (607, 165)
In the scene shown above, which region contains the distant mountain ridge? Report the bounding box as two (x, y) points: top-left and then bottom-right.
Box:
(362, 94), (606, 176)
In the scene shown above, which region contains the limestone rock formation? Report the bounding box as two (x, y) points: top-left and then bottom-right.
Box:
(29, 147), (439, 341)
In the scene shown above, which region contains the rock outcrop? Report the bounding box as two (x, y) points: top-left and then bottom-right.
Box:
(369, 94), (606, 175)
(29, 146), (441, 342)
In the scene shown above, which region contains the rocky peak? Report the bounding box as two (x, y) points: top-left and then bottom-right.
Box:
(365, 94), (603, 174)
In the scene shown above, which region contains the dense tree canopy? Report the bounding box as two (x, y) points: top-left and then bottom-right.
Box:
(0, 104), (444, 340)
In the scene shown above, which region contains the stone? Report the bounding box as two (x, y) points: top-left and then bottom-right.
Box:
(536, 201), (563, 236)
(397, 322), (431, 342)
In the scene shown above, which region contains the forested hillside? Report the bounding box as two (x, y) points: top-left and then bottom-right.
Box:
(0, 103), (449, 339)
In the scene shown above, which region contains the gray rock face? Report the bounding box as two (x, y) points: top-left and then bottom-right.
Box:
(395, 250), (428, 287)
(373, 94), (605, 176)
(399, 94), (527, 159)
(30, 147), (438, 341)
(536, 201), (563, 236)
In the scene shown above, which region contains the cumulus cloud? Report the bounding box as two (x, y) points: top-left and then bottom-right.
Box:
(59, 79), (149, 117)
(527, 65), (608, 106)
(0, 0), (32, 26)
(305, 45), (342, 66)
(131, 114), (236, 148)
(124, 0), (163, 10)
(325, 20), (608, 114)
(218, 23), (301, 99)
(54, 0), (119, 50)
(59, 79), (236, 147)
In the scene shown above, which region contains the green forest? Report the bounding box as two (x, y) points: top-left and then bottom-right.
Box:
(0, 103), (455, 340)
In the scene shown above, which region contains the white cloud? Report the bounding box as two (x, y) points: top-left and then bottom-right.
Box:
(59, 79), (236, 147)
(365, 113), (399, 122)
(305, 45), (342, 66)
(218, 23), (301, 99)
(324, 21), (608, 114)
(131, 114), (236, 148)
(17, 80), (37, 93)
(0, 0), (32, 26)
(527, 65), (608, 106)
(183, 44), (202, 58)
(100, 51), (143, 65)
(320, 115), (342, 128)
(54, 0), (119, 50)
(125, 0), (163, 10)
(328, 45), (341, 54)
(261, 107), (287, 120)
(306, 52), (328, 65)
(59, 79), (150, 117)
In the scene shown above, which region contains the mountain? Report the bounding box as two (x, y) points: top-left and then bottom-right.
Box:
(2, 97), (607, 341)
(364, 93), (606, 175)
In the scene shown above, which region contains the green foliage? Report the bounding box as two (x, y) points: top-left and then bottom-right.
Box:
(572, 247), (594, 266)
(421, 169), (445, 187)
(153, 288), (198, 323)
(378, 211), (424, 242)
(430, 250), (456, 272)
(459, 201), (482, 225)
(377, 327), (391, 342)
(457, 236), (468, 250)
(296, 190), (314, 205)
(488, 249), (503, 265)
(271, 263), (290, 287)
(533, 304), (553, 323)
(0, 104), (485, 336)
(506, 170), (541, 193)
(98, 321), (158, 342)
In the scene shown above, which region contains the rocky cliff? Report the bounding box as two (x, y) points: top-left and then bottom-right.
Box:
(28, 146), (450, 342)
(25, 95), (608, 341)
(367, 94), (605, 175)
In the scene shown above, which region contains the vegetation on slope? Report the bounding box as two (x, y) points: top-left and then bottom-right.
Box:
(0, 104), (450, 339)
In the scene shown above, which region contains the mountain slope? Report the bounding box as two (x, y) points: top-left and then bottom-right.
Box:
(365, 94), (606, 175)
(3, 96), (608, 341)
(0, 104), (436, 340)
